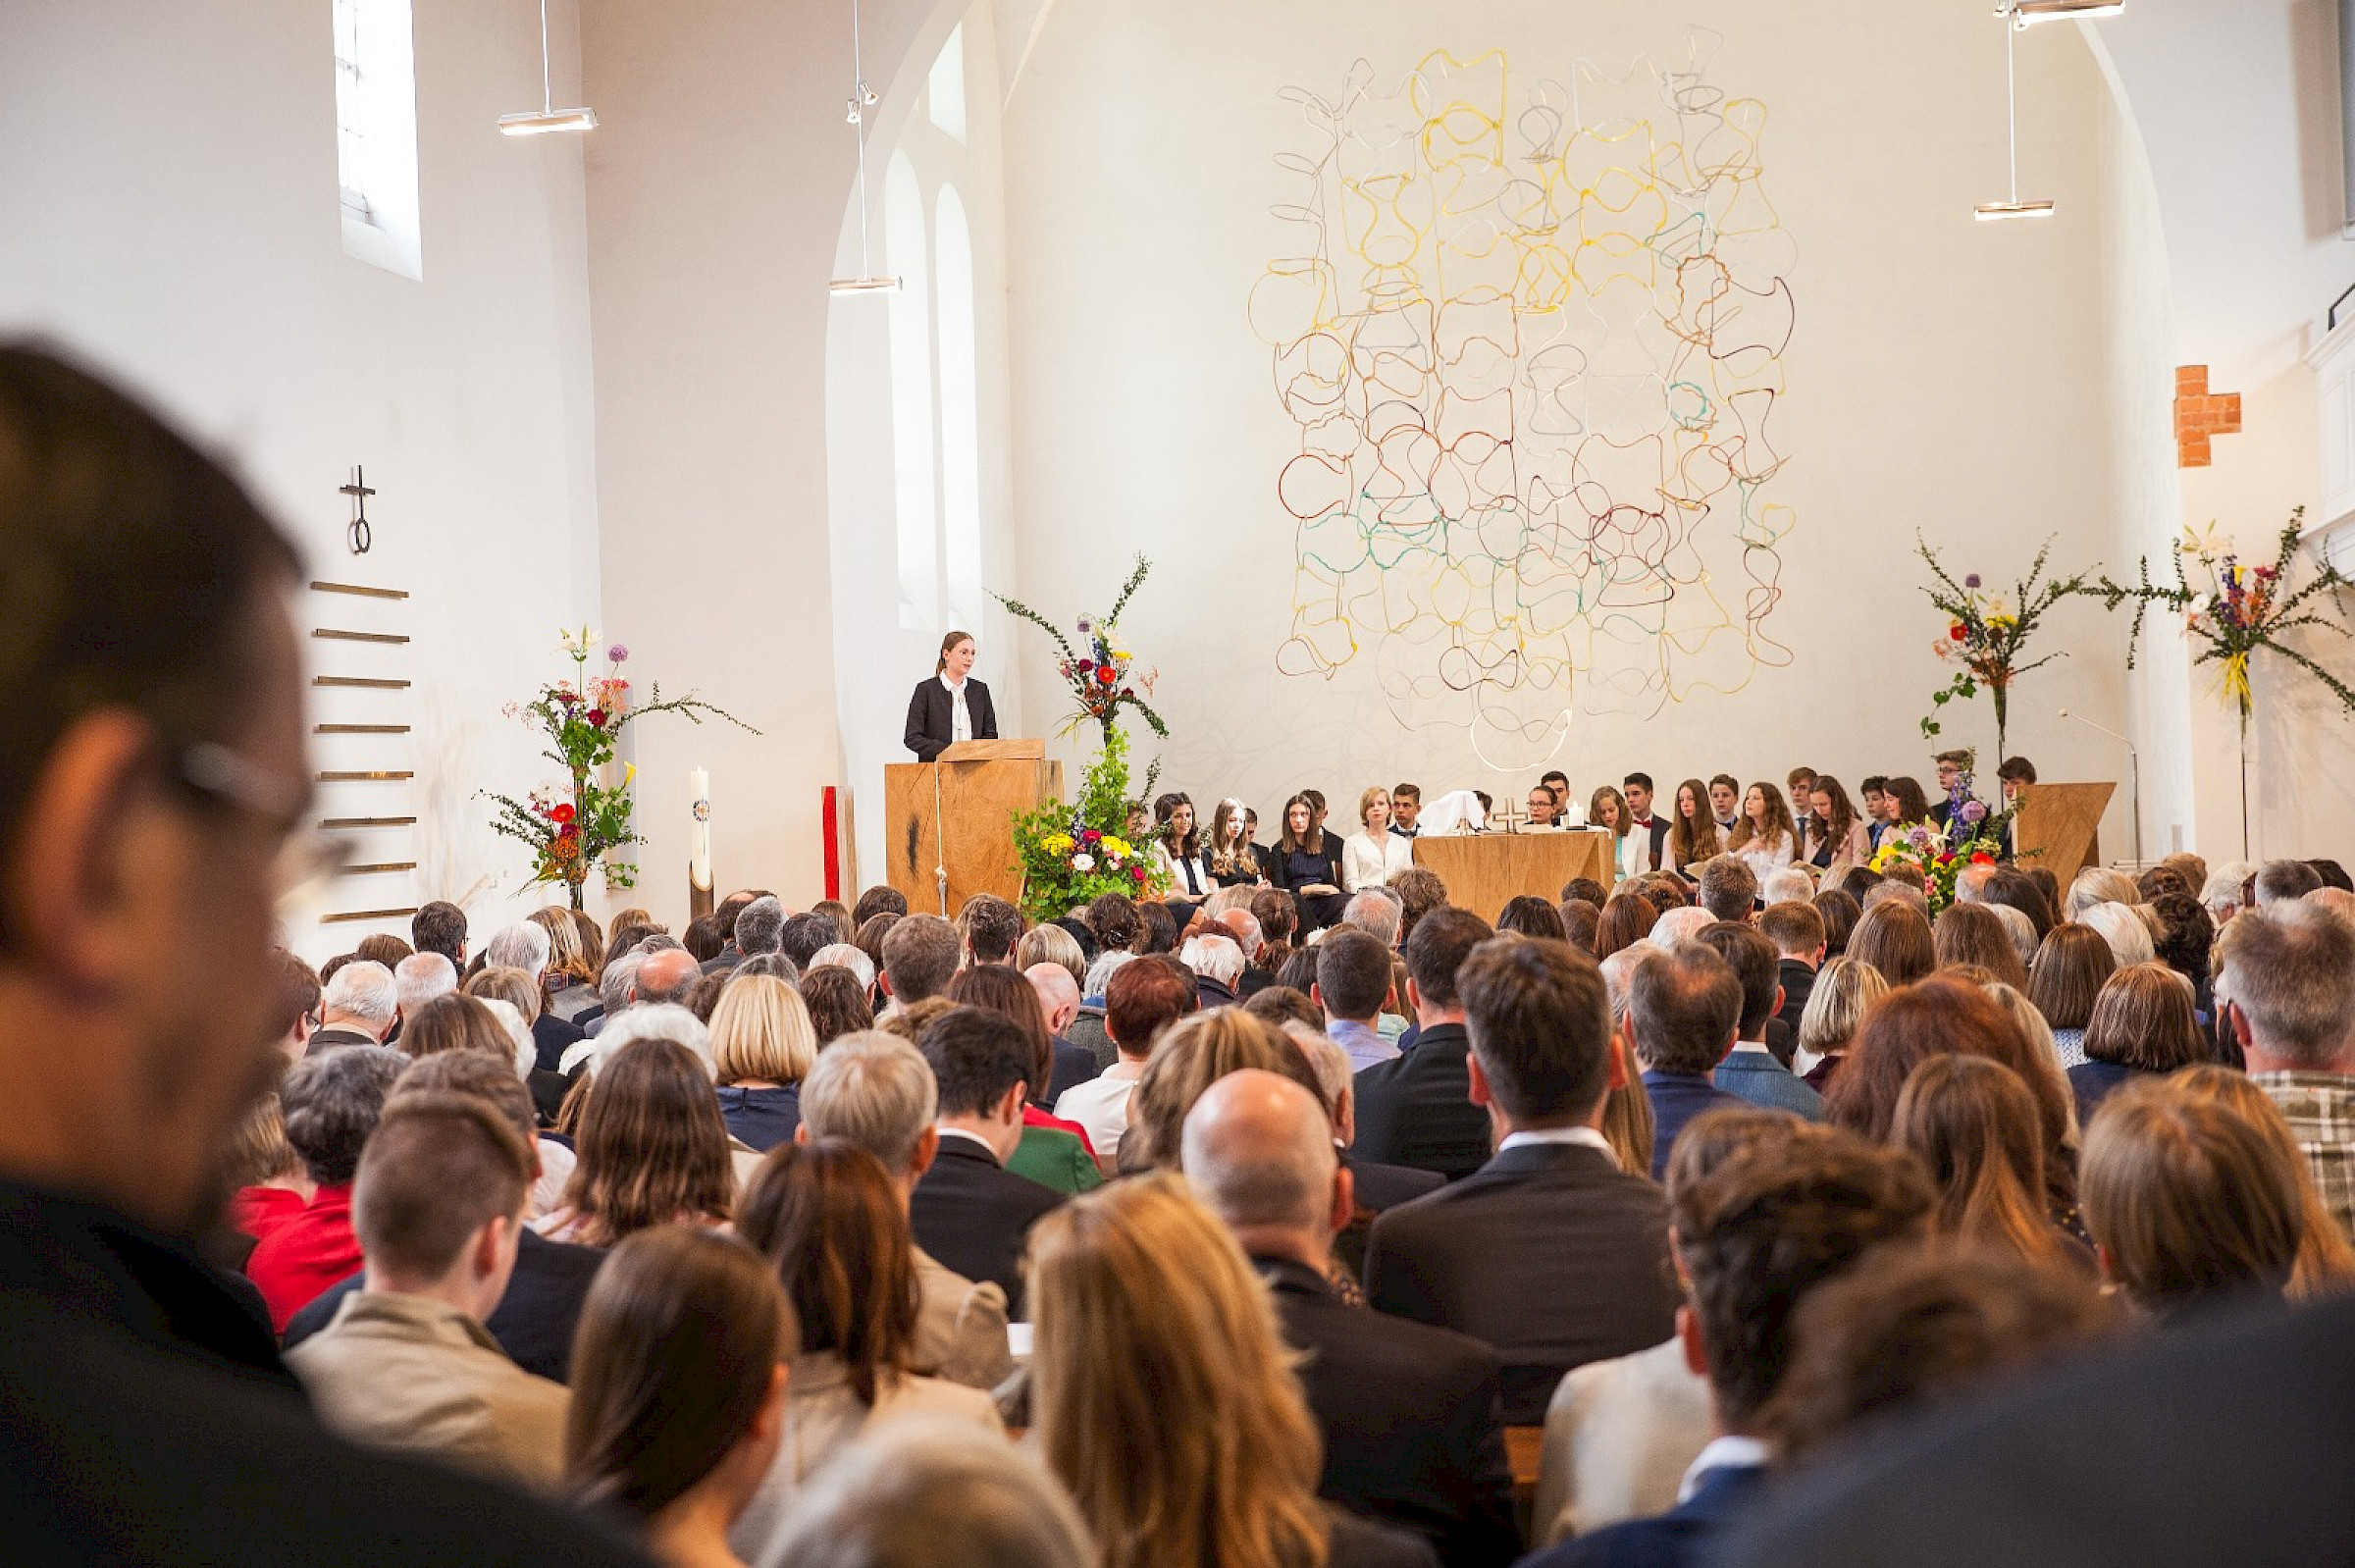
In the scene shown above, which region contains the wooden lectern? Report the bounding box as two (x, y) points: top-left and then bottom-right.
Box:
(882, 740), (1063, 916)
(1410, 832), (1611, 923)
(2013, 782), (2115, 889)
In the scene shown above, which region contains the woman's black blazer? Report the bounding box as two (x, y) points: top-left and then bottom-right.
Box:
(904, 677), (999, 761)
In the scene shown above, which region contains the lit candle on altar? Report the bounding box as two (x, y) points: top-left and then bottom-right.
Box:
(689, 766), (712, 890)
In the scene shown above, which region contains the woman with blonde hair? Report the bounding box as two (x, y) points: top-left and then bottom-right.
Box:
(530, 906), (601, 1020)
(2167, 1066), (2355, 1300)
(1794, 955), (1888, 1091)
(1122, 1008), (1328, 1174)
(1727, 782), (1799, 880)
(1026, 1174), (1430, 1568)
(2081, 1079), (2305, 1323)
(1339, 786), (1414, 893)
(1666, 779), (1721, 871)
(1589, 785), (1639, 881)
(710, 973), (821, 1152)
(1597, 1030), (1654, 1180)
(1893, 1055), (2086, 1273)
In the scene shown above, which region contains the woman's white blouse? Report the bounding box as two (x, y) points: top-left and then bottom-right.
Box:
(1340, 830), (1416, 891)
(1735, 832), (1797, 882)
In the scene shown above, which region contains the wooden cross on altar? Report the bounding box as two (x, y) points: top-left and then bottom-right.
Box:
(340, 466), (378, 554)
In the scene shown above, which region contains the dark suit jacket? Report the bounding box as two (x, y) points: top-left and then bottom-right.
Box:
(1258, 1256), (1520, 1568)
(0, 1180), (648, 1568)
(910, 1136), (1066, 1320)
(531, 1010), (585, 1074)
(1642, 1071), (1752, 1181)
(303, 1025), (380, 1057)
(282, 1227), (608, 1385)
(1723, 1295), (2355, 1568)
(1533, 1463), (1766, 1568)
(1351, 1023), (1493, 1182)
(1048, 1037), (1100, 1103)
(1774, 958), (1816, 1036)
(1363, 1141), (1680, 1425)
(903, 676), (999, 762)
(1349, 1156), (1445, 1214)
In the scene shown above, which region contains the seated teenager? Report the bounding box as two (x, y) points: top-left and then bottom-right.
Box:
(1206, 796), (1268, 887)
(709, 973), (819, 1153)
(1726, 783), (1799, 882)
(1151, 792), (1214, 903)
(1341, 786), (1416, 891)
(944, 964), (1101, 1195)
(1891, 1056), (2088, 1274)
(536, 1038), (734, 1245)
(1266, 793), (1348, 932)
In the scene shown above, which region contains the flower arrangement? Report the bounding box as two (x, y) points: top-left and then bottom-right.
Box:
(1869, 820), (1999, 915)
(1918, 535), (2089, 763)
(484, 628), (756, 910)
(2085, 509), (2355, 733)
(994, 554), (1168, 744)
(1009, 722), (1170, 921)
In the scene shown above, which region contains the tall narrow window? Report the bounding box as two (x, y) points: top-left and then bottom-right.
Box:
(333, 0), (422, 279)
(885, 153), (939, 631)
(927, 25), (968, 143)
(936, 187), (983, 634)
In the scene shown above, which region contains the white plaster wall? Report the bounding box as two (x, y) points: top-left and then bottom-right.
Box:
(0, 0), (605, 963)
(998, 0), (2139, 840)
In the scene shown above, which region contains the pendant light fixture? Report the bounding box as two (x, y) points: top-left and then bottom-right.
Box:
(498, 0), (600, 135)
(830, 0), (900, 293)
(2011, 0), (2125, 23)
(1975, 4), (2055, 220)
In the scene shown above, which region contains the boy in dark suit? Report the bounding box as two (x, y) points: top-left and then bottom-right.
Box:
(910, 1007), (1067, 1319)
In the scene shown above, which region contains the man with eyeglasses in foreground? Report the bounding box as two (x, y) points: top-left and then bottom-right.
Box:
(0, 345), (648, 1565)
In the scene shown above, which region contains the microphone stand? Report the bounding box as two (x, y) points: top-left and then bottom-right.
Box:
(2058, 708), (2143, 868)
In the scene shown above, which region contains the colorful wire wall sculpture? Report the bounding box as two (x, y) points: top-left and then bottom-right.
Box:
(1250, 42), (1797, 767)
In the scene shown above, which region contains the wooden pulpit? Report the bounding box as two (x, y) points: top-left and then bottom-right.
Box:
(1410, 831), (1611, 924)
(2013, 782), (2115, 889)
(882, 740), (1063, 916)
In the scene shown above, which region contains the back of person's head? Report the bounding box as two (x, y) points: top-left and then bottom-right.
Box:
(1762, 867), (1817, 908)
(1932, 903), (2028, 990)
(956, 895), (1023, 966)
(763, 1416), (1096, 1568)
(2253, 858), (2326, 907)
(2165, 1065), (2355, 1299)
(223, 1091), (300, 1190)
(1693, 921), (1782, 1040)
(1860, 879), (1930, 920)
(354, 933), (415, 972)
(1312, 927), (1391, 1021)
(1698, 857), (1759, 923)
(1106, 955), (1197, 1055)
(632, 946), (706, 1008)
(2146, 891), (2215, 988)
(1592, 895), (1655, 962)
(1649, 905), (1718, 953)
(1180, 1069), (1337, 1236)
(1402, 905), (1493, 1014)
(1812, 888), (1861, 957)
(1024, 1173), (1323, 1568)
(732, 896), (787, 958)
(2026, 921), (2117, 1033)
(280, 1045), (407, 1185)
(2078, 901), (2157, 968)
(1673, 1121), (1933, 1428)
(1759, 900), (1826, 962)
(738, 1138), (916, 1405)
(1241, 985), (1322, 1034)
(1765, 1243), (2120, 1462)
(565, 1227), (791, 1523)
(351, 1093), (532, 1281)
(1132, 900), (1178, 957)
(1016, 921), (1088, 992)
(1459, 935), (1615, 1123)
(1559, 899), (1601, 953)
(2082, 1078), (2304, 1318)
(799, 966), (876, 1046)
(881, 915), (962, 1004)
(565, 1038), (733, 1243)
(590, 1002), (714, 1080)
(1823, 977), (2031, 1144)
(1979, 867), (2054, 942)
(409, 902), (468, 967)
(1663, 1106), (1805, 1199)
(774, 913), (835, 971)
(1180, 932), (1246, 989)
(1495, 895), (1568, 943)
(464, 964), (542, 1024)
(485, 920), (552, 982)
(2065, 865), (2142, 920)
(1340, 888), (1403, 948)
(680, 914), (726, 964)
(1846, 901), (1934, 988)
(1890, 1055), (2067, 1267)
(397, 990), (512, 1062)
(854, 884), (910, 925)
(1628, 945), (1742, 1077)
(391, 1049), (538, 1151)
(1797, 957), (1888, 1061)
(1127, 1009), (1327, 1172)
(1082, 893), (1142, 954)
(323, 960), (398, 1032)
(2215, 901), (2355, 1068)
(799, 1030), (938, 1174)
(917, 1005), (1034, 1118)
(945, 965), (1054, 1103)
(2081, 963), (2207, 1072)
(708, 973), (818, 1087)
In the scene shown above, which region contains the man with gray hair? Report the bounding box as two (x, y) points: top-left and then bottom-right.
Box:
(1024, 964), (1100, 1103)
(1343, 887), (1405, 950)
(309, 961), (399, 1055)
(1184, 1070), (1517, 1566)
(1861, 878), (1931, 918)
(880, 914), (962, 1013)
(809, 942), (877, 992)
(2254, 859), (2326, 907)
(392, 953), (456, 1029)
(1760, 867), (1816, 908)
(734, 896), (788, 960)
(481, 919), (585, 1072)
(1952, 861), (1999, 905)
(1182, 931), (1247, 1009)
(2221, 902), (2355, 1238)
(1647, 906), (1716, 953)
(630, 947), (703, 1009)
(793, 1030), (1012, 1391)
(565, 1002), (713, 1080)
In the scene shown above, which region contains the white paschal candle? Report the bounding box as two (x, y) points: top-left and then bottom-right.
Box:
(689, 766), (712, 889)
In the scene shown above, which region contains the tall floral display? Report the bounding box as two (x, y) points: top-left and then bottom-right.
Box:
(998, 557), (1172, 920)
(1917, 535), (2087, 764)
(485, 629), (754, 910)
(1868, 755), (2010, 913)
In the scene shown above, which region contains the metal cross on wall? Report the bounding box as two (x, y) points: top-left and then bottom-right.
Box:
(340, 466), (378, 554)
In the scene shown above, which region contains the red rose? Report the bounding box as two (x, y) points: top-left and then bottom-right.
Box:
(1949, 624), (1966, 641)
(1129, 864), (1148, 882)
(555, 690), (579, 706)
(1082, 829), (1102, 843)
(586, 708), (607, 728)
(558, 822), (579, 840)
(1076, 658), (1095, 673)
(550, 803), (576, 823)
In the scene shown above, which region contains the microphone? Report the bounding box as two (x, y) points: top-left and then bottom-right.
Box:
(2056, 708), (2143, 866)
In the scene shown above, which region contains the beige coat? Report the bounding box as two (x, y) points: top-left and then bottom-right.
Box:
(913, 1245), (1015, 1390)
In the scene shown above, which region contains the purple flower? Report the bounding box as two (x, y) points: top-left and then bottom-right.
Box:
(607, 643), (629, 663)
(1960, 799), (1988, 824)
(1963, 573), (1982, 590)
(1909, 825), (1932, 849)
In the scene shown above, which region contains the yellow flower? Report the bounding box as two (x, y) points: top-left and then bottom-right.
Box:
(1102, 836), (1133, 858)
(1043, 834), (1074, 855)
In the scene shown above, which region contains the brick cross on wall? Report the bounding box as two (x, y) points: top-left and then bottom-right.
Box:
(2175, 365), (2242, 468)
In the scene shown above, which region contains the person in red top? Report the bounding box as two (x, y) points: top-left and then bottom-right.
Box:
(246, 1044), (405, 1332)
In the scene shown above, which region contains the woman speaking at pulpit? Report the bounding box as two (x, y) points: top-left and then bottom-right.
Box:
(904, 630), (999, 761)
